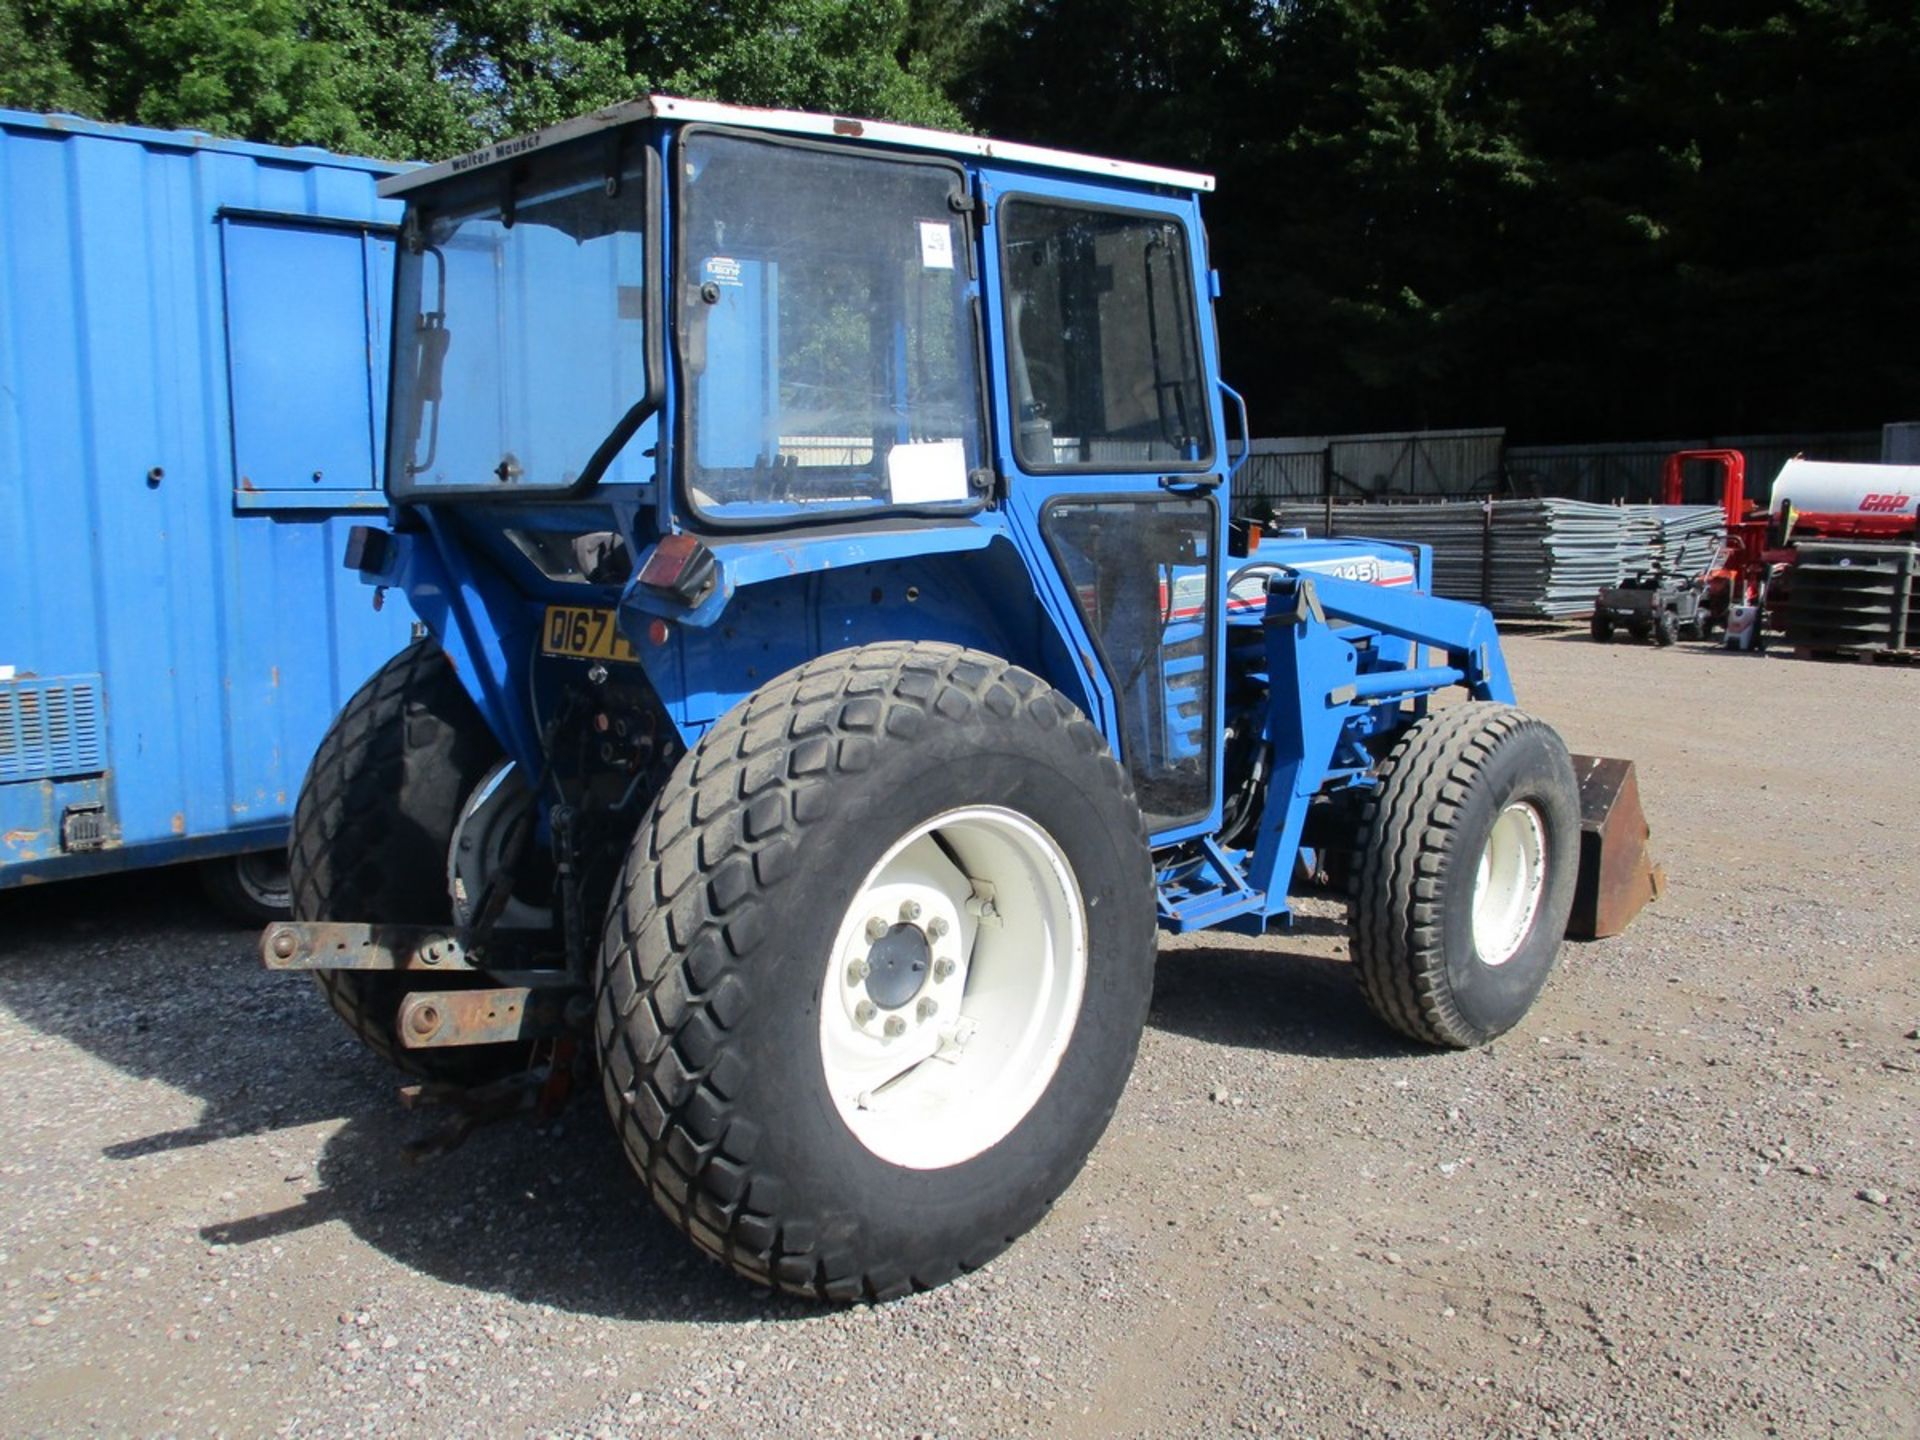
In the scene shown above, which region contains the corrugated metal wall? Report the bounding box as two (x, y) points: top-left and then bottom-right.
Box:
(0, 112), (415, 885)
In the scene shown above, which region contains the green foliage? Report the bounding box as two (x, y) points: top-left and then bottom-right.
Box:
(958, 0), (1920, 440)
(0, 1), (959, 156)
(1, 0), (1912, 439)
(0, 0), (350, 142)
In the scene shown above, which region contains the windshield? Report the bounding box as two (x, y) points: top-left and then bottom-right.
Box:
(389, 148), (654, 496)
(677, 130), (984, 523)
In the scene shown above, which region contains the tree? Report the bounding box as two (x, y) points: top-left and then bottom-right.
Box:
(959, 0), (1920, 440)
(0, 1), (963, 159)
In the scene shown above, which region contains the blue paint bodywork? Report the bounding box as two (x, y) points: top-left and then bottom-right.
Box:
(356, 112), (1529, 936)
(0, 113), (414, 888)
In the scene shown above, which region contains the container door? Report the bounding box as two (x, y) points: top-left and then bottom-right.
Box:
(219, 213), (395, 508)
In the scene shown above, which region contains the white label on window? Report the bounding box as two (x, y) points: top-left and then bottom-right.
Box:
(918, 220), (954, 271)
(887, 439), (968, 504)
(703, 255), (743, 287)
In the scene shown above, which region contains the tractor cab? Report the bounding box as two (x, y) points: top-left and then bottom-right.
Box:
(371, 97), (1239, 844)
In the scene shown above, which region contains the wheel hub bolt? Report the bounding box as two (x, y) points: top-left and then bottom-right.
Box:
(898, 900), (922, 922)
(927, 916), (949, 939)
(883, 1015), (907, 1038)
(932, 958), (955, 982)
(846, 959), (870, 985)
(269, 929), (297, 960)
(916, 997), (938, 1021)
(855, 1000), (876, 1024)
(865, 917), (889, 942)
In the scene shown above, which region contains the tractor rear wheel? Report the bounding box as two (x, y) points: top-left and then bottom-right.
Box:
(289, 640), (533, 1082)
(595, 642), (1155, 1300)
(1349, 703), (1579, 1048)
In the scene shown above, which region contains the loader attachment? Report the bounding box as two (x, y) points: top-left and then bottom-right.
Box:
(1567, 755), (1662, 939)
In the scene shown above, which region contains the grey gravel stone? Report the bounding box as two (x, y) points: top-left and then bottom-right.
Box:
(1, 633), (1916, 1439)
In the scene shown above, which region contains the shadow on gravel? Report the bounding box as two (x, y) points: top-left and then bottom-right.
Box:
(0, 868), (353, 1152)
(0, 870), (816, 1327)
(1, 867), (1421, 1322)
(205, 1103), (809, 1326)
(1539, 628), (1725, 651)
(1149, 935), (1423, 1062)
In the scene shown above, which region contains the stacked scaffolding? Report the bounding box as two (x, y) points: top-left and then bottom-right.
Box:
(1269, 501), (1725, 618)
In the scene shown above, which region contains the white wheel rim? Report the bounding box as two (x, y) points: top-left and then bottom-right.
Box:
(448, 759), (552, 931)
(819, 805), (1087, 1170)
(1472, 801), (1547, 967)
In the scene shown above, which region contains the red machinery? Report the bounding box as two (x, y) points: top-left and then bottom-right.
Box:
(1662, 449), (1920, 634)
(1768, 458), (1920, 544)
(1659, 449), (1770, 617)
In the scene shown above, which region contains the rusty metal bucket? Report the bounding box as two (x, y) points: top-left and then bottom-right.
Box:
(1566, 755), (1663, 939)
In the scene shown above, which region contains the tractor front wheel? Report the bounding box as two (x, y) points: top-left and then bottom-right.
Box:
(595, 643), (1155, 1300)
(1349, 703), (1579, 1048)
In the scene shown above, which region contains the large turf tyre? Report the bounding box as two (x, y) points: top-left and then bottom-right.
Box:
(1349, 702), (1579, 1049)
(1653, 610), (1679, 647)
(1588, 612), (1613, 643)
(289, 640), (527, 1082)
(596, 642), (1156, 1301)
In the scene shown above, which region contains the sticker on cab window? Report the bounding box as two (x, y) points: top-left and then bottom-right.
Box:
(887, 438), (968, 504)
(918, 221), (954, 271)
(703, 255), (743, 287)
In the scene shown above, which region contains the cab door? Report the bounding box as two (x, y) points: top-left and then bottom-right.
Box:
(976, 168), (1229, 842)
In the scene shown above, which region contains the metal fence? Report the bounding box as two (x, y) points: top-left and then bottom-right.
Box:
(1239, 429), (1507, 505)
(1504, 432), (1881, 504)
(1238, 427), (1887, 512)
(1882, 422), (1920, 463)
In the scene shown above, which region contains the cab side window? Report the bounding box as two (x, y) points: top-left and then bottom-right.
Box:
(1001, 200), (1209, 472)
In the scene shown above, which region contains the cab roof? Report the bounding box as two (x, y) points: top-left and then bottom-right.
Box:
(377, 94), (1215, 200)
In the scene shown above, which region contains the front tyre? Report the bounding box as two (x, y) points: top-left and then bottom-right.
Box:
(595, 643), (1155, 1300)
(1349, 703), (1579, 1048)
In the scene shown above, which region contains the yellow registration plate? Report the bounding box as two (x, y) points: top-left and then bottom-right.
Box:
(541, 605), (638, 663)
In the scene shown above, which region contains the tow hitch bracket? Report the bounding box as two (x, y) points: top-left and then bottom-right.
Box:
(258, 920), (549, 973)
(395, 985), (579, 1048)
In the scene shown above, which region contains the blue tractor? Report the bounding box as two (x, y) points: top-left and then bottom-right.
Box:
(264, 99), (1650, 1300)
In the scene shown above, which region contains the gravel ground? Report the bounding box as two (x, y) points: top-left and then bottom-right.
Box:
(2, 632), (1915, 1438)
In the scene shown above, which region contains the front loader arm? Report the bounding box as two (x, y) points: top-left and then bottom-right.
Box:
(1223, 571), (1517, 929)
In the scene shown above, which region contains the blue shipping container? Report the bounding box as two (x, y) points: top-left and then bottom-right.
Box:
(0, 111), (415, 901)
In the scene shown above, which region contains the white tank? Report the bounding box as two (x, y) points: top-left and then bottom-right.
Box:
(1769, 458), (1920, 518)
